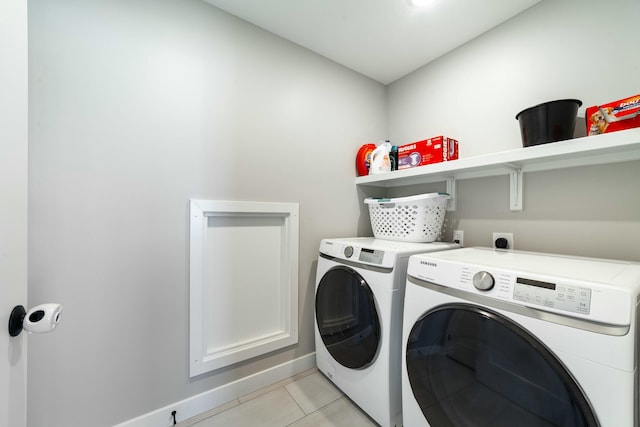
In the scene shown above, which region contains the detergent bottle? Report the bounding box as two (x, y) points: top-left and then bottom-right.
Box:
(355, 143), (377, 176)
(369, 141), (392, 174)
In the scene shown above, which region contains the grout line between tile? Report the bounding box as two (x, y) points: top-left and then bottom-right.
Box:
(178, 367), (323, 427)
(284, 379), (344, 417)
(238, 367), (319, 403)
(176, 398), (240, 427)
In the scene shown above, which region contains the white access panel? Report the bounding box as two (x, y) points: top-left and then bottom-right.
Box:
(189, 199), (299, 377)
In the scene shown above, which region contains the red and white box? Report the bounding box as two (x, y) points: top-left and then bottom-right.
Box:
(397, 136), (458, 170)
(586, 94), (640, 135)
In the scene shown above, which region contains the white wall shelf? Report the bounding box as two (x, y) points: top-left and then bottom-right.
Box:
(355, 128), (640, 211)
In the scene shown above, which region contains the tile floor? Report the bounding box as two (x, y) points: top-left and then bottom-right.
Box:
(178, 368), (378, 427)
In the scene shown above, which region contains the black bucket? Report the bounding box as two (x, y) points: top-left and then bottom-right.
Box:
(515, 99), (582, 147)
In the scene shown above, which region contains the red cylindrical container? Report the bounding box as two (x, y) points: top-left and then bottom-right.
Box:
(356, 144), (376, 176)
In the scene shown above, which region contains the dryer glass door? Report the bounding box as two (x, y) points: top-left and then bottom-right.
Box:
(316, 266), (380, 369)
(406, 304), (598, 427)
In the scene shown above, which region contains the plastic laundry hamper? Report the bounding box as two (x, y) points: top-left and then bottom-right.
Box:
(364, 193), (450, 243)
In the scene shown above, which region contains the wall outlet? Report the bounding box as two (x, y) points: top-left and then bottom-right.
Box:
(493, 232), (514, 250)
(453, 230), (464, 247)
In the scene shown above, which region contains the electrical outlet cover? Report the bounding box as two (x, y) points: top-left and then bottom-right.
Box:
(493, 232), (514, 249)
(453, 230), (464, 247)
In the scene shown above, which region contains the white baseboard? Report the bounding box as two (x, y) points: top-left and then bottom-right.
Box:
(113, 352), (316, 427)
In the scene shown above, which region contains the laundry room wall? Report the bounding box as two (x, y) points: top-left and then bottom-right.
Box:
(385, 0), (640, 261)
(27, 1), (385, 426)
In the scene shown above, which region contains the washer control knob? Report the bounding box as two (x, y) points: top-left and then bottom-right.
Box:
(473, 271), (495, 291)
(344, 246), (354, 258)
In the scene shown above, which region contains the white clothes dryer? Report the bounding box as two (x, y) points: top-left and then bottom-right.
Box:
(315, 237), (459, 427)
(401, 247), (640, 427)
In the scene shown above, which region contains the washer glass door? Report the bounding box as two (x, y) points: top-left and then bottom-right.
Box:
(316, 266), (380, 369)
(406, 304), (598, 427)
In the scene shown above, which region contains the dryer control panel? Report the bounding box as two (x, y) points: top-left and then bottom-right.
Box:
(513, 277), (591, 315)
(407, 247), (639, 326)
(469, 269), (592, 315)
(453, 265), (596, 317)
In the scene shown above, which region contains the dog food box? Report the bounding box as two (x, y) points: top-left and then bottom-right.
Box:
(397, 136), (458, 170)
(586, 94), (640, 135)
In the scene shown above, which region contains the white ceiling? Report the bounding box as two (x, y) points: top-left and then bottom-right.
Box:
(203, 0), (541, 84)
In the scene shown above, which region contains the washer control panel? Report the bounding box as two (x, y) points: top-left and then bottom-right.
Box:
(342, 245), (384, 264)
(319, 239), (396, 268)
(357, 247), (385, 265)
(513, 277), (591, 315)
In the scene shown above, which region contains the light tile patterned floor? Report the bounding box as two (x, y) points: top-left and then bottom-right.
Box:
(179, 368), (378, 427)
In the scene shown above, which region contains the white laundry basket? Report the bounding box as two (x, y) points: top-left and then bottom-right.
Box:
(364, 193), (450, 243)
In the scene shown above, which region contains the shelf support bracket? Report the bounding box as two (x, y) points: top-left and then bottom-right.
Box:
(446, 177), (456, 212)
(509, 168), (523, 211)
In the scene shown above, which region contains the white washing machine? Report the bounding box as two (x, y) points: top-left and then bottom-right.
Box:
(315, 237), (459, 427)
(401, 247), (640, 427)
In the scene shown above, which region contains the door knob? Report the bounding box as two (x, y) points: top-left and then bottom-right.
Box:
(8, 303), (63, 337)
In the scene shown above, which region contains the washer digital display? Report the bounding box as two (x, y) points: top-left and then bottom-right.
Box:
(359, 248), (384, 265)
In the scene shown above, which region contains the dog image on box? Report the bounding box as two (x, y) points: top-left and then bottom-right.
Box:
(589, 107), (613, 135)
(586, 94), (640, 136)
